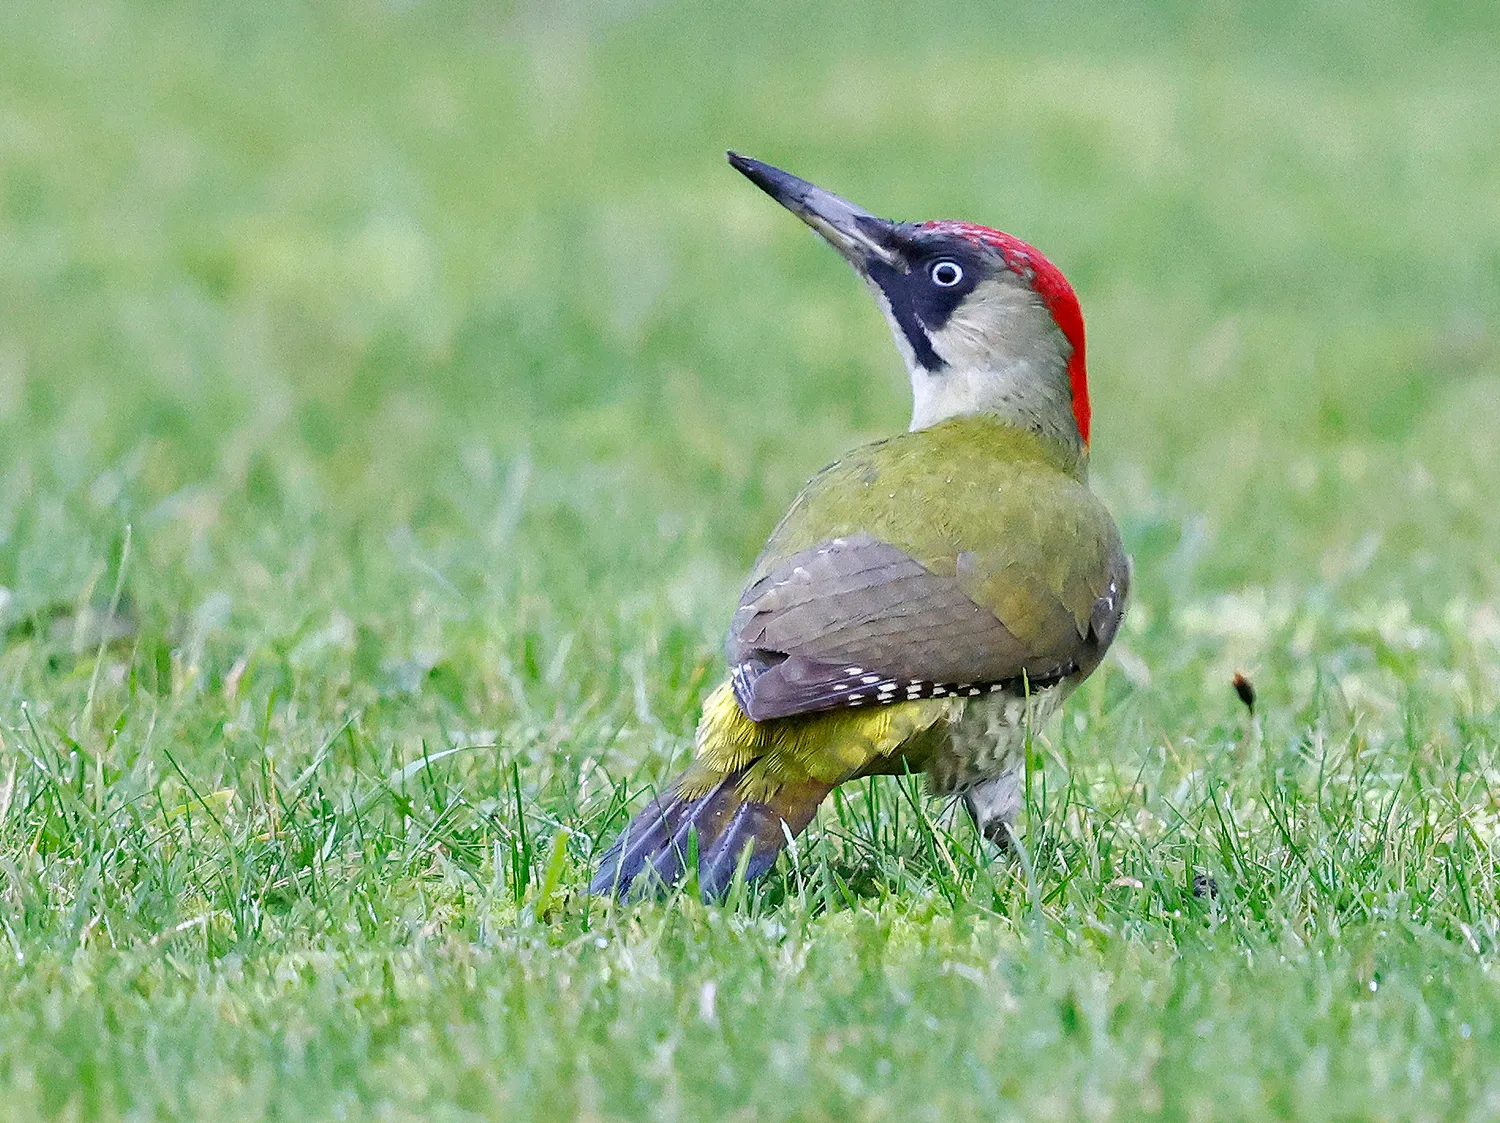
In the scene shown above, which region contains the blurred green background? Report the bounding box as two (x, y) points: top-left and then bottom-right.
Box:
(3, 0), (1500, 1119)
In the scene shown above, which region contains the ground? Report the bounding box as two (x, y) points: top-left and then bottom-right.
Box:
(2, 0), (1500, 1119)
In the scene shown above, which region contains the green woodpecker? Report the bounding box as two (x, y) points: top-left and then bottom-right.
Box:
(592, 153), (1129, 899)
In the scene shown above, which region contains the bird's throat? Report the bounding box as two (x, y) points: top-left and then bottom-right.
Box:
(907, 358), (1085, 459)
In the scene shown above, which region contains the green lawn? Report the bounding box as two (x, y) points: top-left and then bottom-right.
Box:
(2, 0), (1500, 1118)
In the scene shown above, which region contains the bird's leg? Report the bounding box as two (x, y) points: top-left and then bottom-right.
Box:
(963, 770), (1023, 854)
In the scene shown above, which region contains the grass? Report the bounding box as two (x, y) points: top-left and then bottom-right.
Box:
(1, 0), (1500, 1117)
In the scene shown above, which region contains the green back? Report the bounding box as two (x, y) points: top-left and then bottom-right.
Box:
(753, 418), (1123, 650)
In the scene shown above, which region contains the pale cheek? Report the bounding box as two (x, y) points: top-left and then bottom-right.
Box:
(935, 281), (1034, 358)
(928, 316), (993, 369)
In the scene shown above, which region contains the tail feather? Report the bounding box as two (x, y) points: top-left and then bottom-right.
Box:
(588, 781), (723, 896)
(591, 769), (831, 900)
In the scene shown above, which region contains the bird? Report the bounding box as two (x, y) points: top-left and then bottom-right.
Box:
(591, 153), (1129, 900)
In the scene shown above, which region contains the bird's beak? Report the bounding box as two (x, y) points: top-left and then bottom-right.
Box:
(728, 152), (906, 272)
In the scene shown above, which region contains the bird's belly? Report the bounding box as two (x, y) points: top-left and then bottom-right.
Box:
(926, 684), (1067, 795)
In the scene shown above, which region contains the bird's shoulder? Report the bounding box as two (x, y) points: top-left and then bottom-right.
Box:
(756, 417), (1114, 573)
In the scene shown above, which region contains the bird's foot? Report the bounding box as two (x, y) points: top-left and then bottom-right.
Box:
(962, 772), (1023, 857)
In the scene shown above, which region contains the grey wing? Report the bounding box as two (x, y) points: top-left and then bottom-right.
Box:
(726, 532), (1073, 722)
(1088, 552), (1131, 662)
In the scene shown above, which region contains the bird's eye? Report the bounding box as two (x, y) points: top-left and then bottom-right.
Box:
(929, 260), (964, 287)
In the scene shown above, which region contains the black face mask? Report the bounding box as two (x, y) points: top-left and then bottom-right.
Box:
(865, 246), (985, 373)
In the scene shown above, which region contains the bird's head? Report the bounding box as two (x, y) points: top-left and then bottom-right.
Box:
(729, 152), (1089, 453)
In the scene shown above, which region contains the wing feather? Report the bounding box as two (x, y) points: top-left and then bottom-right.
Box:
(728, 532), (1078, 720)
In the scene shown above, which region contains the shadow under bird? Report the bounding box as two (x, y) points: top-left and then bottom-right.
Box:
(592, 153), (1129, 900)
